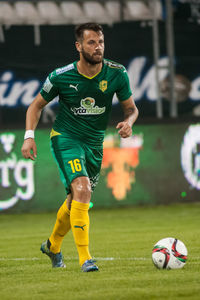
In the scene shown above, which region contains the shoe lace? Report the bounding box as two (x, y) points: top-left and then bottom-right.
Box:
(86, 259), (96, 265)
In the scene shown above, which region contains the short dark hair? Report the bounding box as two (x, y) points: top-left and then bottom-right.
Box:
(75, 23), (103, 42)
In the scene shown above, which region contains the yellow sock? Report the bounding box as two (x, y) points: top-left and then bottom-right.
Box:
(70, 200), (92, 266)
(49, 200), (71, 254)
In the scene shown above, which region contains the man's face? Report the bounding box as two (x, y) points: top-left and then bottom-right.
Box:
(77, 30), (104, 65)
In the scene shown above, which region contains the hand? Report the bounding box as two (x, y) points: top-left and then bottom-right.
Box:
(116, 121), (132, 138)
(21, 139), (37, 161)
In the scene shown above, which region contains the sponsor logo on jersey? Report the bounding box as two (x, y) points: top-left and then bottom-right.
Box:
(71, 97), (105, 115)
(104, 59), (124, 69)
(56, 63), (74, 75)
(99, 80), (107, 92)
(43, 77), (53, 93)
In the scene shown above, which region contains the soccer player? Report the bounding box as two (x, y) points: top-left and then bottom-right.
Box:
(21, 23), (138, 272)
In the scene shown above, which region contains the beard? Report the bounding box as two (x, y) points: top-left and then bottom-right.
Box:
(81, 48), (103, 65)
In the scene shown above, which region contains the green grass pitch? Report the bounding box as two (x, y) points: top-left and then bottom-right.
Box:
(0, 203), (200, 300)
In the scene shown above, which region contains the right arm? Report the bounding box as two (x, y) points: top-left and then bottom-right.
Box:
(21, 93), (48, 160)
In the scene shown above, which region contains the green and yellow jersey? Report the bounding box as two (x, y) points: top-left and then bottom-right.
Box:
(40, 59), (132, 146)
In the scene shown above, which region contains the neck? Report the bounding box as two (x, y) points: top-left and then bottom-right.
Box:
(77, 59), (103, 78)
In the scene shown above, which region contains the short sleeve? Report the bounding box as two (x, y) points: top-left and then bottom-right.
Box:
(40, 71), (59, 102)
(116, 68), (132, 102)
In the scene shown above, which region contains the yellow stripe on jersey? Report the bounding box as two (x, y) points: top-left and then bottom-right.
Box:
(79, 70), (101, 79)
(50, 128), (62, 139)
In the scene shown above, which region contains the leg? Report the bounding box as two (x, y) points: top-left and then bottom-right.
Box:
(49, 135), (99, 271)
(49, 194), (72, 254)
(40, 194), (72, 268)
(70, 176), (98, 271)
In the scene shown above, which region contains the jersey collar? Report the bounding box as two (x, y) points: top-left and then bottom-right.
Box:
(74, 61), (104, 79)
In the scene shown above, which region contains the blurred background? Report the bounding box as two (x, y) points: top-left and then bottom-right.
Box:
(0, 0), (200, 212)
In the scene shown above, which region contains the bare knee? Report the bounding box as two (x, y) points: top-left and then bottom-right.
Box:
(71, 177), (91, 203)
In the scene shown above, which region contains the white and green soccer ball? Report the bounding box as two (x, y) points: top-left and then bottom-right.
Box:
(152, 237), (188, 269)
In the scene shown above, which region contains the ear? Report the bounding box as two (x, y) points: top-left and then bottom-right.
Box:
(75, 41), (82, 53)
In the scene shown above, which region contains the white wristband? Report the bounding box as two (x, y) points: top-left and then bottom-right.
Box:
(24, 130), (35, 140)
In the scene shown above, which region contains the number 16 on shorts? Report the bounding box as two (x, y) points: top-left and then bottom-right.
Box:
(68, 159), (82, 173)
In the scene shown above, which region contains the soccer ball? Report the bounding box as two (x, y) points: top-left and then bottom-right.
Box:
(152, 237), (188, 269)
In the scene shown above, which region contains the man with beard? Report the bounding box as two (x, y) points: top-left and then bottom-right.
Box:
(21, 23), (138, 272)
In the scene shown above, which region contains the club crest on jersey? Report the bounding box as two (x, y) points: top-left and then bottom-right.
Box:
(99, 80), (107, 92)
(71, 97), (105, 115)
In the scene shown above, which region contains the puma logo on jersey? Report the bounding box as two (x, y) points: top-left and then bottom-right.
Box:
(69, 84), (79, 91)
(74, 224), (86, 231)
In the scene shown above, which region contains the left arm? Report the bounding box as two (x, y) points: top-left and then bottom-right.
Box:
(116, 96), (139, 138)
